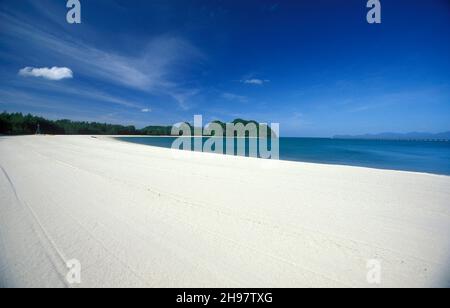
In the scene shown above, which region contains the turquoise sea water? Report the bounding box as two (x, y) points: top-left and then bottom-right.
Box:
(117, 137), (450, 176)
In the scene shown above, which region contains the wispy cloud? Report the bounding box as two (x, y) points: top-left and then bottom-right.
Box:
(240, 78), (270, 85)
(0, 10), (205, 109)
(141, 108), (151, 113)
(19, 66), (73, 80)
(169, 88), (200, 110)
(4, 78), (148, 110)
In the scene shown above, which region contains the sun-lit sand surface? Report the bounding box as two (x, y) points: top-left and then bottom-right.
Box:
(0, 135), (449, 288)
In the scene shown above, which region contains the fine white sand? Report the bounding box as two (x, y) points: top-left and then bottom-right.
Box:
(0, 135), (449, 288)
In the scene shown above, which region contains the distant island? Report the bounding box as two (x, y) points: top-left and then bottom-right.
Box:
(0, 112), (275, 137)
(334, 132), (450, 141)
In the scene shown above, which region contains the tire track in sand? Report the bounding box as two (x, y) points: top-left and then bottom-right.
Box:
(0, 165), (70, 288)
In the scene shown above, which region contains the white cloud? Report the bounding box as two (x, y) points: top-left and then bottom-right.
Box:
(2, 11), (204, 109)
(141, 108), (151, 113)
(241, 79), (270, 85)
(19, 66), (73, 80)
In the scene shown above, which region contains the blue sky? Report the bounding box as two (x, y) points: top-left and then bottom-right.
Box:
(0, 0), (449, 137)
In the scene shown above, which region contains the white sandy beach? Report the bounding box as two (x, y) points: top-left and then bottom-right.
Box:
(0, 135), (449, 288)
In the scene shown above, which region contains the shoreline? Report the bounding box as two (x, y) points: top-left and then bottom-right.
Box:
(111, 135), (450, 178)
(0, 135), (449, 287)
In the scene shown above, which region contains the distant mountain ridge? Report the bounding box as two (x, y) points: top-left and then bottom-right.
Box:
(334, 131), (450, 141)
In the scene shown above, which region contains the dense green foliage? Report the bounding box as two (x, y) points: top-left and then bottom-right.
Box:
(140, 125), (173, 136)
(205, 119), (276, 138)
(0, 112), (150, 135)
(0, 112), (64, 135)
(0, 112), (276, 137)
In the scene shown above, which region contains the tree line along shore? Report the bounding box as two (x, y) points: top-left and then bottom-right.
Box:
(0, 112), (275, 137)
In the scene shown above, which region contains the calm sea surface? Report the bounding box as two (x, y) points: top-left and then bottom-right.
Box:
(117, 137), (450, 176)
